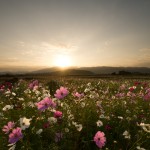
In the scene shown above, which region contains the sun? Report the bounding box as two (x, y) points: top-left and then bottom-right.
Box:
(54, 55), (71, 68)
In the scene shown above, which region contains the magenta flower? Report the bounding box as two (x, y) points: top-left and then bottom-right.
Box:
(36, 97), (56, 111)
(54, 111), (63, 118)
(54, 87), (69, 99)
(8, 127), (23, 144)
(2, 121), (15, 134)
(93, 131), (106, 148)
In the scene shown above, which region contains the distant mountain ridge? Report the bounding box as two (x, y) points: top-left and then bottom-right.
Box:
(78, 67), (150, 74)
(50, 69), (94, 76)
(31, 66), (150, 75)
(0, 66), (150, 75)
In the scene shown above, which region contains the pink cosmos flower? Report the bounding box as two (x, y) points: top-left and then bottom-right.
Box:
(54, 111), (63, 118)
(36, 97), (56, 111)
(93, 131), (106, 148)
(9, 127), (23, 144)
(54, 87), (69, 99)
(29, 80), (39, 90)
(73, 92), (84, 98)
(144, 92), (150, 101)
(2, 121), (15, 134)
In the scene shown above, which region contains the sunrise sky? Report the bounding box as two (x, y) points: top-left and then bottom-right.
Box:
(0, 0), (150, 69)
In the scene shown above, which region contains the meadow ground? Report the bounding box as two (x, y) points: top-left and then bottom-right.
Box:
(0, 75), (150, 150)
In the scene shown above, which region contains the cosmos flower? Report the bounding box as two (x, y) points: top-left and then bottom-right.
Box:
(123, 130), (131, 139)
(136, 146), (146, 150)
(48, 117), (57, 124)
(2, 105), (14, 111)
(8, 127), (23, 144)
(129, 86), (136, 92)
(54, 111), (63, 118)
(73, 92), (84, 98)
(29, 80), (39, 90)
(75, 124), (83, 132)
(2, 121), (15, 134)
(93, 131), (106, 148)
(54, 87), (69, 99)
(36, 97), (56, 111)
(96, 120), (103, 127)
(8, 143), (16, 150)
(143, 92), (150, 101)
(139, 123), (150, 133)
(19, 117), (32, 130)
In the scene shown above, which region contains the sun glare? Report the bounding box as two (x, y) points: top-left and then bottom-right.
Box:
(54, 55), (71, 68)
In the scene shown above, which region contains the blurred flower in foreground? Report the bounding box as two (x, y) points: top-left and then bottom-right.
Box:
(2, 121), (15, 134)
(54, 87), (69, 99)
(9, 127), (23, 144)
(93, 131), (106, 148)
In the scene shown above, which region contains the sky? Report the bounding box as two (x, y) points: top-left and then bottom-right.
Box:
(0, 0), (150, 69)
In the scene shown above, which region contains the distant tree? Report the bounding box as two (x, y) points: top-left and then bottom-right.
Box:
(118, 70), (132, 75)
(111, 72), (116, 75)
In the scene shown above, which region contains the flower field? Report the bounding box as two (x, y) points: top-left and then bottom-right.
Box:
(0, 77), (150, 150)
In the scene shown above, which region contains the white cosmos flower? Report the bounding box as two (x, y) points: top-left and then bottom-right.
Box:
(123, 130), (131, 139)
(118, 116), (123, 120)
(20, 117), (32, 130)
(12, 92), (16, 96)
(2, 105), (14, 111)
(5, 90), (11, 94)
(139, 123), (150, 133)
(136, 146), (146, 150)
(8, 143), (16, 150)
(96, 120), (103, 127)
(48, 117), (57, 124)
(18, 98), (24, 101)
(75, 124), (83, 132)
